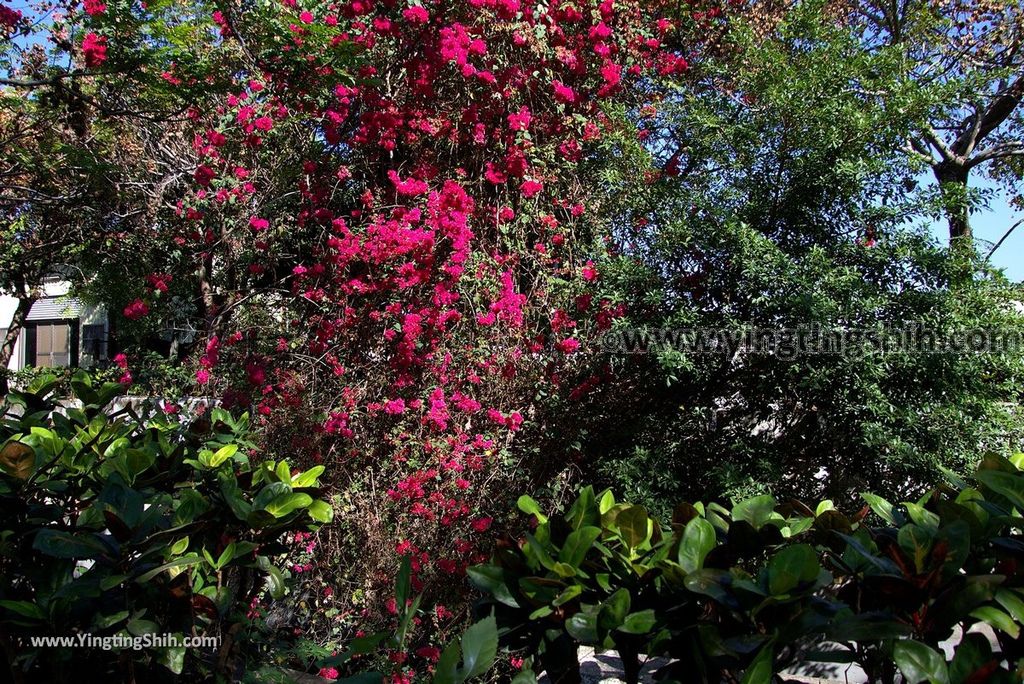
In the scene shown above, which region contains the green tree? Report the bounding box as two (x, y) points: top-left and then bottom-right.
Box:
(589, 0), (1024, 508)
(0, 0), (229, 386)
(854, 0), (1024, 248)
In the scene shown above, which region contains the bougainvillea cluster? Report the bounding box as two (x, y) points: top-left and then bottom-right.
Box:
(73, 0), (719, 673)
(181, 0), (682, 578)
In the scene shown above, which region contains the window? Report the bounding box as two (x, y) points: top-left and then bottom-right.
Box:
(24, 321), (77, 368)
(81, 324), (108, 362)
(33, 322), (70, 367)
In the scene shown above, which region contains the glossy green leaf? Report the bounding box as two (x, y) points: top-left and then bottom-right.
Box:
(685, 569), (733, 605)
(767, 544), (819, 596)
(208, 443), (238, 467)
(94, 610), (129, 629)
(976, 470), (1024, 511)
(599, 588), (631, 631)
(553, 584), (583, 607)
(136, 553), (201, 582)
(459, 616), (498, 679)
(157, 642), (187, 674)
(510, 669), (539, 684)
(467, 565), (519, 608)
(897, 524), (934, 573)
(618, 609), (657, 635)
(732, 495), (777, 530)
(32, 530), (108, 559)
(0, 600), (45, 621)
(292, 465), (325, 487)
(127, 618), (160, 636)
(523, 533), (556, 570)
(566, 608), (599, 643)
(948, 633), (993, 684)
(396, 554), (412, 614)
(559, 526), (601, 568)
(894, 640), (949, 684)
(823, 610), (913, 643)
(434, 640), (462, 684)
(264, 563), (286, 599)
(678, 516), (716, 574)
(740, 645), (774, 684)
(170, 536), (190, 555)
(264, 492), (313, 518)
(517, 495), (547, 523)
(215, 542), (236, 569)
(553, 562), (576, 578)
(307, 499), (334, 523)
(567, 486), (598, 529)
(995, 588), (1024, 624)
(969, 606), (1020, 639)
(861, 492), (896, 524)
(903, 503), (940, 532)
(616, 505), (650, 549)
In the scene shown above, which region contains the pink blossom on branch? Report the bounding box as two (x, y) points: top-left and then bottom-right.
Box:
(81, 32), (107, 67)
(83, 0), (106, 16)
(166, 0), (698, 636)
(403, 5), (429, 23)
(122, 299), (149, 320)
(520, 179), (543, 198)
(552, 80), (577, 104)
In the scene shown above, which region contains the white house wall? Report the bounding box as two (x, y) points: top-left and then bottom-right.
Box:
(1, 281), (107, 372)
(0, 294), (23, 372)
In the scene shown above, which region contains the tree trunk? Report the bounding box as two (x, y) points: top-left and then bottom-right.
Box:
(0, 295), (34, 395)
(933, 161), (971, 246)
(618, 642), (642, 684)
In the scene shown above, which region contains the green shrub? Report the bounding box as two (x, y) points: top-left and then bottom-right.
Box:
(471, 457), (1024, 683)
(0, 372), (332, 682)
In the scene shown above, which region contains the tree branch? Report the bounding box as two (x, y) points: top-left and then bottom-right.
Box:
(985, 217), (1024, 261)
(923, 126), (957, 163)
(968, 141), (1024, 167)
(954, 71), (1024, 159)
(0, 69), (112, 88)
(901, 137), (937, 166)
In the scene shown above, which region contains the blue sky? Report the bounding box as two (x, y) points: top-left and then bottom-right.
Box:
(927, 176), (1023, 282)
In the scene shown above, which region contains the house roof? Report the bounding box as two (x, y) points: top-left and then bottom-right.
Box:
(26, 296), (83, 321)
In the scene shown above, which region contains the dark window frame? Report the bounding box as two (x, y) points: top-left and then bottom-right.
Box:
(81, 323), (109, 362)
(23, 319), (79, 369)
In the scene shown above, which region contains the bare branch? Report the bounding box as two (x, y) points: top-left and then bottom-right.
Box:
(954, 72), (1024, 158)
(985, 218), (1024, 261)
(0, 69), (115, 88)
(923, 126), (957, 163)
(968, 141), (1024, 167)
(903, 137), (937, 166)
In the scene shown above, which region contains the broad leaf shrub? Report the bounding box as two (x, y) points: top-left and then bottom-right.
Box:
(470, 457), (1024, 684)
(0, 372), (332, 682)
